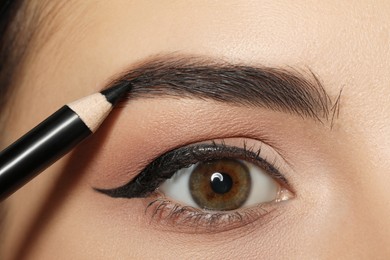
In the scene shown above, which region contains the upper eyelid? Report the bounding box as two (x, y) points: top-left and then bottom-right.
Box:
(95, 141), (289, 199)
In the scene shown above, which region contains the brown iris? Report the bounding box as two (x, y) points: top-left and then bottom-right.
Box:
(189, 159), (251, 211)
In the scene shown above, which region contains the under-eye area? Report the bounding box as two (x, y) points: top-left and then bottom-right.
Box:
(96, 139), (294, 233)
(141, 195), (282, 233)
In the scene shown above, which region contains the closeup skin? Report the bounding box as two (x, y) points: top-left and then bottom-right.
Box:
(1, 1), (390, 259)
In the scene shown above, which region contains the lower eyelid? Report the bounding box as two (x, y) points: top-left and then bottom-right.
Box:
(141, 192), (284, 234)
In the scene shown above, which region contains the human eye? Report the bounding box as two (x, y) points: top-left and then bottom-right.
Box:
(96, 138), (294, 233)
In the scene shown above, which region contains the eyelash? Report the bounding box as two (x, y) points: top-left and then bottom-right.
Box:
(96, 140), (293, 233)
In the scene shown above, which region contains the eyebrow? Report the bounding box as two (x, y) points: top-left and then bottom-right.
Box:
(108, 55), (336, 122)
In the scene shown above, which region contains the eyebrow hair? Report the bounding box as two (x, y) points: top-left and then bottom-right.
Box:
(109, 55), (336, 122)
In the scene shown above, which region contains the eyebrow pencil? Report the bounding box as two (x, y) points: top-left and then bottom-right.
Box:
(0, 83), (130, 200)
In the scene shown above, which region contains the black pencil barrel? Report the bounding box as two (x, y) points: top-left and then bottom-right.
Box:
(0, 106), (91, 200)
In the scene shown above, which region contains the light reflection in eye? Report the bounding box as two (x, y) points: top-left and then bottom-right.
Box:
(159, 158), (289, 211)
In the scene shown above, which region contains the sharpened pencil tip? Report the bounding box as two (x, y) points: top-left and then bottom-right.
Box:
(100, 82), (131, 105)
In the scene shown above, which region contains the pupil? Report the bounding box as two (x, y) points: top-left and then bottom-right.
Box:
(210, 172), (233, 194)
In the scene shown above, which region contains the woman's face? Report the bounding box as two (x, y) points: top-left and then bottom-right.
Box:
(2, 1), (390, 259)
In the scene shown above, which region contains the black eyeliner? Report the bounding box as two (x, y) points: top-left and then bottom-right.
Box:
(95, 142), (287, 199)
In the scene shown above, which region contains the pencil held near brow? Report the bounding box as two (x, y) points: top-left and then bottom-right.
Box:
(0, 83), (130, 201)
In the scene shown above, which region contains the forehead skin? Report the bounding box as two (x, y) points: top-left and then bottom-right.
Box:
(2, 1), (390, 259)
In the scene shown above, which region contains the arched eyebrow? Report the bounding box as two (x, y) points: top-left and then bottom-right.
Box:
(106, 55), (335, 122)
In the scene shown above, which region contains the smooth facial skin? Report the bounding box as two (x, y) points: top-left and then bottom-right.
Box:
(1, 1), (390, 259)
